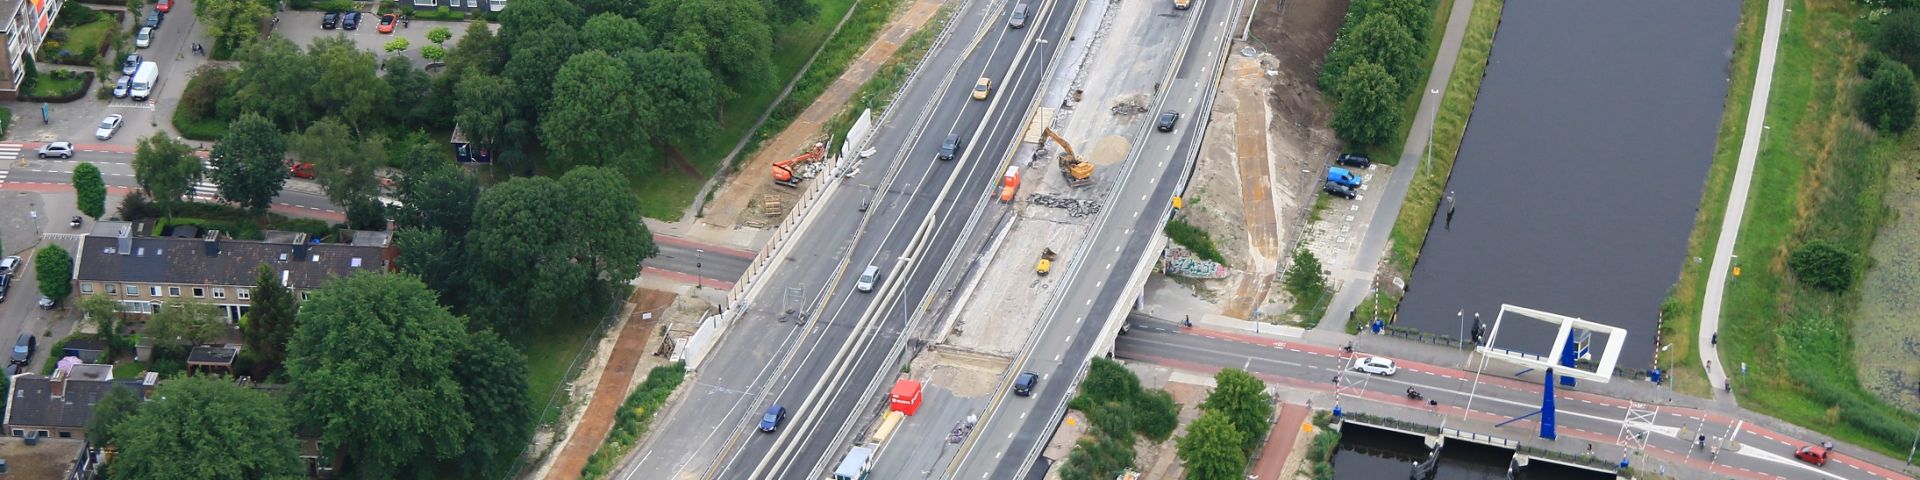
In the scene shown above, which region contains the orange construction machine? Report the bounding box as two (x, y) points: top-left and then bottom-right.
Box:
(999, 166), (1022, 202)
(771, 143), (828, 187)
(1042, 128), (1092, 188)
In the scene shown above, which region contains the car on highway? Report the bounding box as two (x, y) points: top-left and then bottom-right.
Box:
(972, 77), (993, 100)
(378, 14), (397, 33)
(1794, 445), (1829, 466)
(758, 405), (787, 432)
(0, 256), (19, 278)
(937, 134), (963, 160)
(1012, 372), (1039, 396)
(1353, 356), (1398, 376)
(154, 0), (171, 12)
(1337, 153), (1372, 168)
(96, 115), (124, 140)
(855, 264), (881, 292)
(122, 54), (142, 76)
(135, 27), (153, 48)
(343, 11), (362, 30)
(1156, 111), (1181, 132)
(144, 10), (163, 29)
(113, 76), (132, 98)
(37, 142), (75, 159)
(1008, 3), (1028, 28)
(9, 333), (33, 365)
(1119, 322), (1130, 334)
(322, 12), (341, 29)
(1323, 181), (1357, 199)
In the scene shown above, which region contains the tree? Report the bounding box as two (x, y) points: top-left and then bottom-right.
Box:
(503, 24), (581, 119)
(395, 228), (472, 310)
(1283, 249), (1327, 302)
(71, 162), (106, 219)
(1133, 389), (1180, 442)
(448, 331), (534, 478)
(290, 118), (385, 205)
(194, 0), (270, 57)
(286, 273), (473, 478)
(445, 20), (506, 78)
(768, 0), (818, 24)
(465, 167), (657, 334)
(1200, 368), (1272, 452)
(79, 294), (123, 341)
(1177, 411), (1250, 480)
(34, 244), (73, 300)
(132, 133), (203, 215)
(394, 164), (480, 237)
(1077, 358), (1141, 405)
(209, 113), (289, 213)
(86, 385), (141, 448)
(1330, 61), (1400, 145)
(385, 37), (411, 53)
(242, 265), (297, 375)
(498, 0), (585, 46)
(625, 49), (721, 146)
(309, 37), (392, 132)
(542, 51), (651, 174)
(421, 44), (447, 61)
(649, 0), (773, 101)
(1855, 62), (1917, 134)
(233, 38), (317, 128)
(345, 196), (389, 231)
(579, 13), (652, 54)
(1057, 428), (1135, 480)
(1789, 240), (1859, 292)
(454, 73), (519, 163)
(1874, 10), (1920, 71)
(384, 56), (445, 127)
(147, 299), (227, 348)
(427, 26), (453, 45)
(110, 377), (305, 480)
(1320, 13), (1418, 98)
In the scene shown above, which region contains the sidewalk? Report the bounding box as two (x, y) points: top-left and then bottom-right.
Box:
(1249, 402), (1313, 478)
(542, 289), (676, 480)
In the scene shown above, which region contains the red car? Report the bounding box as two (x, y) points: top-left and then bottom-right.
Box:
(1794, 445), (1829, 466)
(377, 14), (396, 33)
(289, 162), (316, 179)
(154, 0), (171, 12)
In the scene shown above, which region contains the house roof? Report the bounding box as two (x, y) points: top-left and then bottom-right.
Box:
(0, 436), (88, 479)
(188, 345), (240, 366)
(6, 373), (146, 429)
(75, 234), (386, 290)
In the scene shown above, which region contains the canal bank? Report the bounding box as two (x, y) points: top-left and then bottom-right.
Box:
(1395, 0), (1742, 368)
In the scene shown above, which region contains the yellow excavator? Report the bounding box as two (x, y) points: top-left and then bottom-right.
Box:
(1042, 128), (1093, 188)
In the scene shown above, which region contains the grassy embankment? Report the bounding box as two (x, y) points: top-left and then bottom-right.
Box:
(1351, 0), (1503, 333)
(633, 0), (905, 219)
(1360, 0), (1458, 165)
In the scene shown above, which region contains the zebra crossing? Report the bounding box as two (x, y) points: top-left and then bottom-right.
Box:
(0, 143), (20, 185)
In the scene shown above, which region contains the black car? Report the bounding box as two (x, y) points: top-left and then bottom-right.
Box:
(343, 11), (362, 30)
(937, 133), (963, 160)
(1337, 153), (1372, 168)
(144, 10), (163, 28)
(1156, 111), (1181, 132)
(10, 333), (34, 366)
(1012, 372), (1039, 396)
(0, 276), (9, 302)
(322, 12), (341, 29)
(1324, 181), (1358, 199)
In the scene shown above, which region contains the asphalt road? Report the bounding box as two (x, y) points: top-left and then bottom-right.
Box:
(944, 0), (1236, 477)
(2, 144), (341, 214)
(618, 0), (1078, 476)
(1115, 316), (1909, 480)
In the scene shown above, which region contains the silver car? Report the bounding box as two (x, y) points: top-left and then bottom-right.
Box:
(96, 114), (123, 140)
(113, 76), (132, 98)
(135, 27), (153, 48)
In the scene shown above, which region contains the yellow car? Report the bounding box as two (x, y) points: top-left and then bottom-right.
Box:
(972, 77), (993, 100)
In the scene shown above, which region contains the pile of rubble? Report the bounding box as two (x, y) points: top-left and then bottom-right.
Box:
(1029, 193), (1103, 218)
(1110, 96), (1148, 117)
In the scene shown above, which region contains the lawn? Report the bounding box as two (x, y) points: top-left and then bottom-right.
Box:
(1383, 0), (1503, 273)
(61, 19), (114, 57)
(1707, 0), (1920, 458)
(26, 71), (87, 98)
(1360, 0), (1459, 166)
(524, 316), (608, 425)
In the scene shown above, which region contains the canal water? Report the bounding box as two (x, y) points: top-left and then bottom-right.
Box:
(1396, 0), (1741, 368)
(1332, 425), (1614, 480)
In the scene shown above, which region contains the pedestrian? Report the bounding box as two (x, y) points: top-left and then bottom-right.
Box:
(1586, 443), (1595, 458)
(1711, 332), (1717, 346)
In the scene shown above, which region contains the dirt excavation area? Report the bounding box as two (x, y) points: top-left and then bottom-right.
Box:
(1153, 0), (1353, 324)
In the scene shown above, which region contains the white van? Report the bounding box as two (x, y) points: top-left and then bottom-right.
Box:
(130, 61), (159, 100)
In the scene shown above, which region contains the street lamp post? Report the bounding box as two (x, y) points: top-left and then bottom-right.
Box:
(1456, 310), (1465, 352)
(695, 249), (705, 290)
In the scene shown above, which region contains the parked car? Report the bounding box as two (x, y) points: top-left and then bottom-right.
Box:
(1156, 111), (1181, 132)
(0, 276), (9, 303)
(378, 14), (397, 33)
(1323, 181), (1357, 199)
(758, 405), (787, 433)
(1337, 153), (1372, 168)
(1794, 445), (1829, 466)
(343, 11), (362, 30)
(9, 333), (33, 365)
(36, 142), (74, 159)
(972, 77), (993, 101)
(113, 75), (132, 98)
(154, 0), (171, 12)
(135, 27), (153, 48)
(1327, 166), (1363, 188)
(122, 54), (142, 76)
(144, 11), (163, 28)
(0, 256), (19, 277)
(1012, 372), (1040, 396)
(1353, 356), (1398, 376)
(96, 114), (124, 140)
(37, 296), (55, 310)
(289, 162), (316, 179)
(322, 12), (341, 29)
(937, 133), (963, 160)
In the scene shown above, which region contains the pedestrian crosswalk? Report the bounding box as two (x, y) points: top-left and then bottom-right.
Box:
(192, 181), (220, 201)
(0, 143), (20, 185)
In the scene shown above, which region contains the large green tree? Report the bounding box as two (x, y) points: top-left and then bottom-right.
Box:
(383, 56), (445, 128)
(498, 0), (585, 47)
(309, 37), (392, 133)
(85, 385), (141, 448)
(1176, 411), (1250, 480)
(466, 167), (657, 334)
(448, 331), (534, 478)
(34, 244), (73, 300)
(209, 113), (290, 213)
(231, 38), (315, 128)
(648, 0), (773, 102)
(1856, 62), (1917, 134)
(445, 20), (507, 79)
(110, 377), (305, 480)
(543, 51), (652, 174)
(454, 73), (520, 166)
(1330, 61), (1401, 145)
(395, 228), (471, 311)
(242, 264), (298, 375)
(194, 0), (271, 57)
(71, 162), (106, 219)
(1199, 368), (1273, 452)
(503, 24), (582, 119)
(625, 49), (721, 146)
(79, 294), (123, 345)
(579, 13), (653, 53)
(286, 273), (473, 478)
(290, 118), (386, 205)
(1320, 13), (1418, 98)
(147, 299), (228, 348)
(394, 164), (480, 236)
(132, 133), (204, 215)
(1874, 10), (1920, 71)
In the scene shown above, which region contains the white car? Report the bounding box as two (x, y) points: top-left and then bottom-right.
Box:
(1353, 356), (1399, 376)
(95, 115), (124, 140)
(135, 27), (153, 48)
(36, 142), (74, 159)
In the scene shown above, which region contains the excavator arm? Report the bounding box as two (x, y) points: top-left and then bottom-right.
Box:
(1041, 128), (1093, 187)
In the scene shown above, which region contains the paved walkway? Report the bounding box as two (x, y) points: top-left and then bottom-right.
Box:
(543, 289), (676, 480)
(1698, 0), (1785, 397)
(1316, 0), (1480, 332)
(1249, 402), (1313, 478)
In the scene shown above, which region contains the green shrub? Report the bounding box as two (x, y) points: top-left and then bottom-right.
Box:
(1788, 240), (1859, 292)
(580, 362), (687, 479)
(1164, 218), (1226, 264)
(1853, 62), (1916, 133)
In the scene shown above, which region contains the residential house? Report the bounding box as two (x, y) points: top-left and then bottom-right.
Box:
(410, 0), (504, 13)
(72, 222), (391, 323)
(2, 365), (155, 440)
(0, 436), (97, 480)
(0, 0), (63, 100)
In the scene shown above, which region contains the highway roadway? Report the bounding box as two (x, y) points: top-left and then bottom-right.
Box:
(943, 0), (1239, 477)
(1115, 316), (1913, 480)
(618, 0), (1079, 476)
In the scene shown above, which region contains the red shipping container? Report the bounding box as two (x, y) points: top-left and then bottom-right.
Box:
(889, 379), (923, 416)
